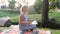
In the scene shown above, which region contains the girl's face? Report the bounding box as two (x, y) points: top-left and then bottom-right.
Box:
(22, 6), (29, 14)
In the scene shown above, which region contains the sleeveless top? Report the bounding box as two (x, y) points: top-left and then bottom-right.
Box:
(19, 13), (36, 31)
(19, 13), (28, 30)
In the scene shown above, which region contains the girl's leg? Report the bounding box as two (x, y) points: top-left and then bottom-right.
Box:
(32, 29), (39, 34)
(20, 30), (25, 34)
(25, 30), (33, 34)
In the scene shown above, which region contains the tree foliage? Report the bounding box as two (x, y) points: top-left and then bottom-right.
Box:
(9, 0), (15, 9)
(33, 0), (43, 14)
(57, 0), (60, 9)
(49, 0), (57, 10)
(49, 0), (57, 2)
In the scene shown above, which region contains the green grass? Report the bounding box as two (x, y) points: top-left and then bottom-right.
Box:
(0, 27), (60, 34)
(0, 10), (20, 22)
(0, 9), (41, 23)
(51, 29), (60, 34)
(38, 28), (60, 34)
(0, 10), (60, 24)
(10, 14), (41, 23)
(0, 9), (20, 17)
(48, 12), (60, 24)
(0, 10), (60, 34)
(0, 27), (10, 32)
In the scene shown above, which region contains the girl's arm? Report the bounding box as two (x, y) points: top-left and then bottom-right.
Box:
(19, 15), (31, 25)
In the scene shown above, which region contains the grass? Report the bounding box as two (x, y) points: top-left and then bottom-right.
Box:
(0, 10), (60, 34)
(0, 9), (19, 17)
(0, 10), (60, 23)
(0, 10), (20, 22)
(38, 28), (60, 34)
(0, 27), (10, 32)
(0, 27), (60, 34)
(0, 9), (60, 22)
(48, 12), (60, 24)
(51, 29), (60, 34)
(0, 9), (41, 23)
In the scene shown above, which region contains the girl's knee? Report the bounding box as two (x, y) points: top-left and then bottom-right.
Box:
(20, 30), (25, 34)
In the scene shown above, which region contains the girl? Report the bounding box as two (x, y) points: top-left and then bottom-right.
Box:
(19, 6), (37, 34)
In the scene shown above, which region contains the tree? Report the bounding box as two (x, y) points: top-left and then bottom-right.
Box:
(9, 0), (15, 10)
(49, 0), (57, 10)
(42, 0), (49, 27)
(49, 0), (57, 2)
(33, 0), (43, 14)
(57, 0), (60, 9)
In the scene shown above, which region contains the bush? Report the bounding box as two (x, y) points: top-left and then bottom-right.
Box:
(1, 9), (60, 28)
(46, 12), (60, 28)
(10, 14), (41, 25)
(49, 12), (60, 24)
(6, 12), (60, 26)
(0, 10), (19, 18)
(0, 9), (20, 25)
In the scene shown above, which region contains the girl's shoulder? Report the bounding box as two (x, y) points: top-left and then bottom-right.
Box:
(20, 13), (24, 16)
(20, 13), (25, 17)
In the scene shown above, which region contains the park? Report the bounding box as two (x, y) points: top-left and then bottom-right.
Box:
(0, 0), (60, 34)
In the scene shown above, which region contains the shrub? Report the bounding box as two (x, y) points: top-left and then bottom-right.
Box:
(10, 14), (41, 25)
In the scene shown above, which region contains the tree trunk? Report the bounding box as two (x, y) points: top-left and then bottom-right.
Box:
(42, 0), (49, 27)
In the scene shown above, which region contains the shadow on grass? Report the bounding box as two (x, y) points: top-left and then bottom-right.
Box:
(48, 24), (60, 30)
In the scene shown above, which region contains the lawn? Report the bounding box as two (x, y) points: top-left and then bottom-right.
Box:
(48, 12), (60, 24)
(0, 9), (19, 18)
(0, 10), (60, 23)
(0, 9), (41, 23)
(51, 29), (60, 34)
(0, 27), (60, 34)
(38, 28), (60, 34)
(0, 10), (60, 34)
(0, 27), (10, 32)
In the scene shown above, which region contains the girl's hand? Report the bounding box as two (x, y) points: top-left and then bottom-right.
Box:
(27, 22), (31, 25)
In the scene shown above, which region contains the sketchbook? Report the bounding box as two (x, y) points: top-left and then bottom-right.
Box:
(31, 20), (38, 25)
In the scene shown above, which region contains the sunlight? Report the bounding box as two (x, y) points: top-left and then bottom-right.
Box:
(19, 0), (36, 6)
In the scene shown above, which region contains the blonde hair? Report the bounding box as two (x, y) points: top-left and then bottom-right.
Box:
(20, 6), (28, 14)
